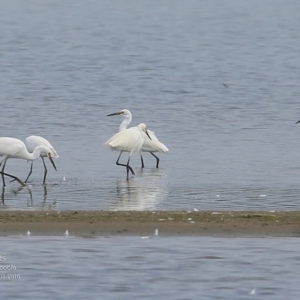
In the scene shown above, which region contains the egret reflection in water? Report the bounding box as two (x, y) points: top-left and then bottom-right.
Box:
(0, 184), (57, 210)
(110, 169), (169, 211)
(27, 185), (58, 210)
(0, 186), (28, 208)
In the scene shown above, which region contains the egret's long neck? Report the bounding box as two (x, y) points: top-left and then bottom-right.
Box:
(119, 114), (132, 131)
(26, 146), (47, 161)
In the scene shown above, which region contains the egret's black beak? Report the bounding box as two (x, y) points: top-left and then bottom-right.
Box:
(48, 153), (57, 171)
(107, 112), (122, 117)
(296, 120), (300, 124)
(145, 129), (152, 141)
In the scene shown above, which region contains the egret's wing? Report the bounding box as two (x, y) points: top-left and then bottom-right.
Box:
(26, 136), (59, 158)
(147, 129), (156, 136)
(105, 128), (143, 154)
(0, 138), (24, 157)
(141, 131), (169, 153)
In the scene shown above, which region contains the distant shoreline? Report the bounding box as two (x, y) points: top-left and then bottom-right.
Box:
(1, 211), (300, 237)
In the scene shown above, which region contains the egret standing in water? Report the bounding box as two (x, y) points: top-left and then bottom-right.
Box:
(105, 123), (151, 179)
(25, 135), (59, 184)
(107, 109), (169, 168)
(0, 137), (56, 187)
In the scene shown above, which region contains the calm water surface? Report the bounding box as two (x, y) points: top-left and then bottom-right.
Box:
(1, 3), (300, 299)
(0, 0), (300, 211)
(1, 236), (300, 299)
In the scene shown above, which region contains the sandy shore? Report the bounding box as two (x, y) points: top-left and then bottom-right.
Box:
(1, 210), (300, 237)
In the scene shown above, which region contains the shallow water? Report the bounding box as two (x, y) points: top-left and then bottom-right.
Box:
(1, 0), (300, 212)
(1, 3), (300, 298)
(0, 236), (300, 299)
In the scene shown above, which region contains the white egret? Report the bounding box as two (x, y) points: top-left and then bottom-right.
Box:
(105, 123), (151, 179)
(107, 109), (169, 168)
(0, 137), (56, 187)
(25, 135), (59, 184)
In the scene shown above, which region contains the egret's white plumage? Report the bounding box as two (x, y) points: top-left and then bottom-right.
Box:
(0, 137), (56, 187)
(107, 109), (169, 168)
(25, 135), (59, 183)
(106, 125), (145, 154)
(141, 129), (169, 152)
(105, 123), (151, 179)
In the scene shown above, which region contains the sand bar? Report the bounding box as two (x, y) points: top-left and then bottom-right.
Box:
(1, 210), (300, 237)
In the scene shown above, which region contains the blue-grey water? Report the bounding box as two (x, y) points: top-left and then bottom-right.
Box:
(1, 0), (300, 212)
(1, 1), (300, 298)
(1, 236), (300, 299)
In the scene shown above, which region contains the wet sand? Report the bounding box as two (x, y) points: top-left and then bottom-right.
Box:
(1, 210), (300, 237)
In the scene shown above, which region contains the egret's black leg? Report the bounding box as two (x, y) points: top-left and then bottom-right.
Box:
(150, 152), (160, 168)
(1, 172), (26, 187)
(0, 159), (25, 186)
(42, 157), (48, 184)
(116, 152), (134, 175)
(140, 153), (145, 168)
(1, 171), (5, 187)
(0, 159), (8, 187)
(24, 162), (33, 183)
(126, 156), (132, 180)
(1, 173), (4, 187)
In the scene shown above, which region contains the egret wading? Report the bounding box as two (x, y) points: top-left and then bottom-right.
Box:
(0, 137), (56, 187)
(105, 123), (151, 179)
(25, 136), (59, 184)
(107, 109), (169, 168)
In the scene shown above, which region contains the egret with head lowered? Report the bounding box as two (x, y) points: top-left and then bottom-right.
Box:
(25, 135), (59, 184)
(0, 137), (56, 187)
(105, 123), (151, 179)
(107, 109), (169, 168)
